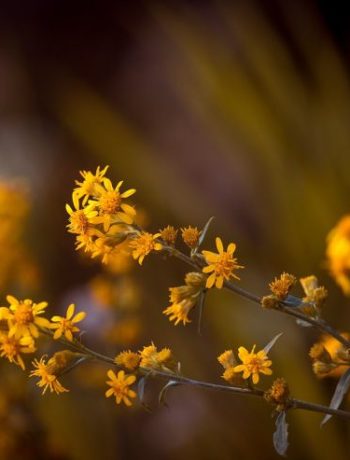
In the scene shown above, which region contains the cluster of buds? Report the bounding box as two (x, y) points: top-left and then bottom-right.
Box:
(261, 272), (296, 309)
(66, 166), (138, 264)
(163, 272), (206, 325)
(264, 378), (290, 412)
(0, 295), (86, 393)
(218, 344), (273, 385)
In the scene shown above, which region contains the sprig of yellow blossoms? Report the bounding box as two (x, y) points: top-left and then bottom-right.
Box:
(2, 166), (350, 458)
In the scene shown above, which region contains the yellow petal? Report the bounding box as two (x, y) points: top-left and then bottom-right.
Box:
(66, 304), (75, 320)
(206, 273), (216, 289)
(215, 237), (224, 253)
(72, 311), (86, 323)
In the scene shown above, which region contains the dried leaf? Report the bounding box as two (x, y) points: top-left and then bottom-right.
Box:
(321, 367), (350, 426)
(159, 380), (180, 406)
(273, 411), (289, 456)
(283, 295), (303, 307)
(264, 332), (283, 354)
(192, 216), (215, 255)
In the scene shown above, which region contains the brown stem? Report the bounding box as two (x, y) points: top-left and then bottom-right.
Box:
(162, 245), (350, 348)
(38, 327), (350, 421)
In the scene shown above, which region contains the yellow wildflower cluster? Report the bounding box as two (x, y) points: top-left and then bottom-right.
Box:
(129, 232), (162, 265)
(159, 225), (178, 246)
(50, 303), (86, 341)
(300, 276), (327, 317)
(202, 237), (243, 289)
(261, 272), (296, 309)
(0, 294), (87, 393)
(107, 343), (175, 407)
(163, 272), (206, 325)
(181, 226), (200, 248)
(115, 343), (175, 373)
(66, 166), (138, 263)
(269, 273), (296, 300)
(309, 334), (350, 378)
(0, 181), (38, 292)
(326, 215), (350, 295)
(105, 370), (137, 407)
(264, 378), (290, 411)
(218, 345), (273, 385)
(29, 351), (78, 394)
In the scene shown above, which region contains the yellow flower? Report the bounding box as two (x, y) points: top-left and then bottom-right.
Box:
(264, 378), (290, 409)
(66, 193), (99, 235)
(0, 333), (35, 370)
(217, 349), (244, 385)
(91, 178), (136, 231)
(6, 295), (50, 339)
(300, 276), (327, 315)
(115, 351), (141, 371)
(74, 165), (109, 205)
(217, 350), (235, 369)
(163, 272), (205, 326)
(269, 273), (296, 300)
(130, 232), (162, 265)
(139, 343), (173, 370)
(326, 215), (350, 295)
(30, 356), (69, 395)
(181, 226), (200, 248)
(159, 225), (178, 245)
(105, 369), (136, 406)
(234, 345), (272, 384)
(202, 237), (243, 289)
(50, 304), (86, 341)
(310, 333), (350, 378)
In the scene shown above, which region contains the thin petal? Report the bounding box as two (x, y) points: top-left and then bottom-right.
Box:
(238, 347), (249, 361)
(206, 273), (216, 289)
(121, 188), (136, 198)
(66, 304), (75, 320)
(215, 237), (224, 253)
(72, 312), (86, 323)
(107, 370), (116, 381)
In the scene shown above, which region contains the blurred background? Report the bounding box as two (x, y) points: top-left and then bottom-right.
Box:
(1, 0), (350, 458)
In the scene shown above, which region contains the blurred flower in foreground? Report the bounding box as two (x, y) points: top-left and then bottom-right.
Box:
(309, 333), (350, 378)
(326, 215), (350, 295)
(0, 180), (39, 292)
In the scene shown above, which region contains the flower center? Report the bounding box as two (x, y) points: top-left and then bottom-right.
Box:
(71, 210), (89, 234)
(100, 191), (121, 215)
(215, 253), (235, 276)
(247, 356), (265, 373)
(2, 339), (19, 357)
(14, 304), (34, 324)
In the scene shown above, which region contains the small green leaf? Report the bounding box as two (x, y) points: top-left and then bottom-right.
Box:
(273, 411), (289, 456)
(158, 380), (181, 406)
(321, 368), (350, 426)
(264, 333), (283, 354)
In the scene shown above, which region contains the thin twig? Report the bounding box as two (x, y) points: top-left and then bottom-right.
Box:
(39, 327), (350, 421)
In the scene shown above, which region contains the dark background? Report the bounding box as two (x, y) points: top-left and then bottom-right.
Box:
(0, 1), (350, 459)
